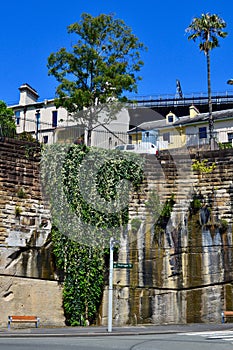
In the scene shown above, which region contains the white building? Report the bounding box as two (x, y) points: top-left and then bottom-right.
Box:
(9, 83), (130, 148)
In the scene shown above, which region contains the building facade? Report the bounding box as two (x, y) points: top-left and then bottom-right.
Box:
(128, 105), (233, 150)
(9, 84), (130, 148)
(9, 84), (233, 151)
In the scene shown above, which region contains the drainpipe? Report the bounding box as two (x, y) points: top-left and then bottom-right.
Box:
(35, 110), (40, 142)
(23, 107), (27, 132)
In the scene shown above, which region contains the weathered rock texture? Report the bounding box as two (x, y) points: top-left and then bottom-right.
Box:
(0, 138), (65, 327)
(101, 148), (233, 326)
(0, 276), (64, 327)
(1, 138), (233, 327)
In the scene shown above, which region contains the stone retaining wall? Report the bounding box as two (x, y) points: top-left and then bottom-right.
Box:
(1, 139), (233, 326)
(101, 148), (233, 325)
(0, 138), (65, 327)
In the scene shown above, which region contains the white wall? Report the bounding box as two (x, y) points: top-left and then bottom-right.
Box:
(10, 89), (131, 147)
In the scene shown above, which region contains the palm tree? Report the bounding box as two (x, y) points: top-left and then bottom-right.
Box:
(186, 13), (227, 149)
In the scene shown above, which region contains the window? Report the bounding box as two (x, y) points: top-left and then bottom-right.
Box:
(199, 127), (207, 139)
(228, 133), (233, 142)
(163, 132), (170, 143)
(15, 111), (20, 125)
(43, 135), (48, 144)
(166, 113), (175, 124)
(126, 144), (135, 150)
(52, 110), (58, 127)
(115, 145), (125, 150)
(168, 115), (173, 123)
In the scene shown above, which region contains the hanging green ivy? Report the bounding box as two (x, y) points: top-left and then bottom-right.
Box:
(62, 145), (143, 231)
(52, 227), (105, 326)
(41, 144), (144, 325)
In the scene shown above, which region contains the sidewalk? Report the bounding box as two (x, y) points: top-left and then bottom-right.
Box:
(1, 323), (233, 337)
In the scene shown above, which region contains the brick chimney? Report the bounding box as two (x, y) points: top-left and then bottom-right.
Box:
(19, 84), (39, 105)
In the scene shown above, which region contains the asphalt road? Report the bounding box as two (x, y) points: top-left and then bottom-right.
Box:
(0, 332), (233, 350)
(1, 323), (233, 350)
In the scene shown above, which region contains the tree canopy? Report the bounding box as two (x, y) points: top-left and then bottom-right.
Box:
(0, 100), (16, 137)
(47, 13), (147, 144)
(186, 13), (227, 55)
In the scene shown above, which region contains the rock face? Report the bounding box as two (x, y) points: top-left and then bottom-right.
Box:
(1, 138), (233, 327)
(101, 149), (233, 326)
(0, 138), (65, 327)
(0, 276), (64, 327)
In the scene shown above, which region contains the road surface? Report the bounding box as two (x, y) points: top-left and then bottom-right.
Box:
(0, 331), (233, 350)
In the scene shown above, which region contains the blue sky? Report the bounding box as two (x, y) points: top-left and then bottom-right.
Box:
(1, 0), (233, 105)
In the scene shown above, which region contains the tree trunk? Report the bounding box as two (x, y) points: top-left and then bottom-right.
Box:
(87, 129), (92, 146)
(207, 51), (214, 149)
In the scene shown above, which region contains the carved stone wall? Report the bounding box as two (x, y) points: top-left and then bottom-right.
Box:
(1, 139), (233, 327)
(101, 148), (233, 325)
(0, 138), (65, 327)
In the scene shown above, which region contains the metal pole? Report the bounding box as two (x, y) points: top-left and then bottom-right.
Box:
(35, 110), (40, 142)
(107, 237), (114, 332)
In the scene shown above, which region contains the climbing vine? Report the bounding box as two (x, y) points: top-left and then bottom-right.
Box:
(41, 144), (144, 325)
(51, 226), (105, 326)
(62, 145), (143, 232)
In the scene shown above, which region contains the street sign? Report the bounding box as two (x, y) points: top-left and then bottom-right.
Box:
(113, 263), (133, 269)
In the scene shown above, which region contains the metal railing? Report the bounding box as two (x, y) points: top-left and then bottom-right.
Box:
(128, 91), (233, 108)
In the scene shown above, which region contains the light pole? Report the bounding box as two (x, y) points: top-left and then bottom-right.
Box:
(108, 237), (118, 332)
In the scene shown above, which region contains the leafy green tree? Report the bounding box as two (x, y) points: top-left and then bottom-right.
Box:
(186, 13), (227, 149)
(0, 101), (16, 137)
(47, 13), (146, 145)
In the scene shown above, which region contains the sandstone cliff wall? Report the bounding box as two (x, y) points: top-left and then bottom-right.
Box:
(0, 138), (65, 327)
(1, 139), (233, 327)
(101, 148), (233, 325)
